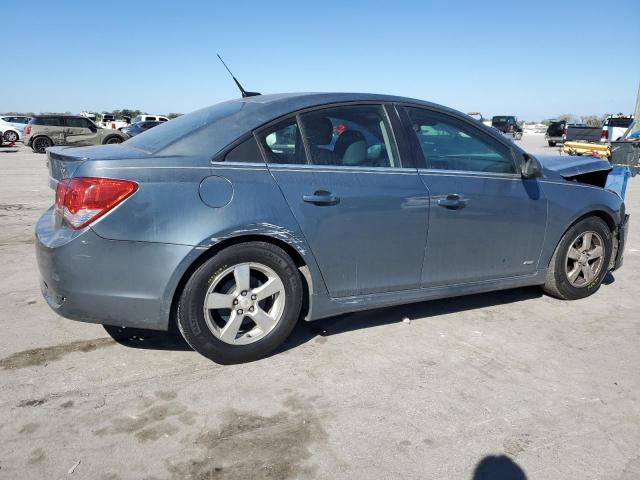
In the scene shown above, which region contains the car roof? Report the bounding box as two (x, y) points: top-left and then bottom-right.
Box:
(236, 91), (441, 110)
(34, 114), (84, 118)
(198, 92), (462, 131)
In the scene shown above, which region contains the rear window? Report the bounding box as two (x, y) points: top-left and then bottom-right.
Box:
(125, 100), (244, 154)
(606, 118), (633, 128)
(493, 116), (515, 124)
(145, 116), (156, 121)
(31, 117), (64, 127)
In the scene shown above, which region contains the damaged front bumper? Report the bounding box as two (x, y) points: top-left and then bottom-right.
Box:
(612, 214), (630, 271)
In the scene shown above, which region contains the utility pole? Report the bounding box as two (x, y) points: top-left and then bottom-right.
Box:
(633, 80), (640, 135)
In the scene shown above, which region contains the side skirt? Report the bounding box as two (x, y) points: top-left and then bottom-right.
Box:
(307, 270), (547, 321)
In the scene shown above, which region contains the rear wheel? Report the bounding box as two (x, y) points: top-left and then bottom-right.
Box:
(543, 216), (612, 300)
(104, 136), (123, 144)
(177, 242), (303, 364)
(32, 136), (52, 153)
(548, 141), (556, 147)
(3, 130), (19, 143)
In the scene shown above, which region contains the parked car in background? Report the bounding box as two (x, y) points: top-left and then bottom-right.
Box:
(131, 114), (169, 123)
(0, 119), (23, 143)
(24, 115), (126, 153)
(98, 114), (129, 130)
(545, 120), (566, 146)
(491, 115), (523, 140)
(601, 115), (634, 142)
(121, 121), (162, 138)
(35, 93), (629, 364)
(0, 115), (31, 130)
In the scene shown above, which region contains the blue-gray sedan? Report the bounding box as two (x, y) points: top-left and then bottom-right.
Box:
(35, 93), (629, 364)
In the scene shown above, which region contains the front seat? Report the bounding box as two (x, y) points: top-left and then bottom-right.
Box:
(303, 116), (340, 165)
(334, 130), (367, 166)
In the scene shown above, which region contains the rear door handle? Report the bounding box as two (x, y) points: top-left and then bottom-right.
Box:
(303, 190), (340, 206)
(437, 194), (469, 209)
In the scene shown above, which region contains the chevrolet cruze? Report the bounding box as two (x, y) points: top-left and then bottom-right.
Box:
(35, 93), (629, 364)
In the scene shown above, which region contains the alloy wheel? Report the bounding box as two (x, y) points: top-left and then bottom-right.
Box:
(33, 137), (51, 153)
(202, 262), (286, 345)
(4, 131), (18, 142)
(565, 231), (605, 287)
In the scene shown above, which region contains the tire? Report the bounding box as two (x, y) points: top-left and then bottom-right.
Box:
(104, 136), (123, 144)
(548, 141), (556, 147)
(3, 130), (19, 143)
(32, 136), (53, 153)
(543, 216), (613, 300)
(177, 241), (303, 364)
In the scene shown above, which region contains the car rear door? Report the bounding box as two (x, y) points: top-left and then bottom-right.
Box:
(259, 104), (429, 298)
(400, 106), (547, 287)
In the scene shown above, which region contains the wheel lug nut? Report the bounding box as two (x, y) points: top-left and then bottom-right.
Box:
(241, 291), (247, 296)
(251, 294), (257, 300)
(249, 306), (254, 312)
(237, 309), (243, 315)
(233, 300), (238, 305)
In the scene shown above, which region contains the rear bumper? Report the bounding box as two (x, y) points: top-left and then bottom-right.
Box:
(613, 214), (629, 270)
(35, 208), (194, 330)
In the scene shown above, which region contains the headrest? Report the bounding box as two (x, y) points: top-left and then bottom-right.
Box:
(304, 116), (334, 146)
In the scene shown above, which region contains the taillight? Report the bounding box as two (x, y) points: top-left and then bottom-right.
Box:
(25, 126), (32, 135)
(55, 177), (137, 229)
(600, 129), (607, 140)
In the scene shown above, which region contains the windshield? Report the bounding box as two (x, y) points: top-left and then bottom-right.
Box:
(125, 101), (244, 154)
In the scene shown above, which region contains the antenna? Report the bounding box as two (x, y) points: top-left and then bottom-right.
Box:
(217, 54), (261, 98)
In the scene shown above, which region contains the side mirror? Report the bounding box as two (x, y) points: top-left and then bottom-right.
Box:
(521, 154), (542, 178)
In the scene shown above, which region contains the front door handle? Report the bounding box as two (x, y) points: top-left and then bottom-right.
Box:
(437, 194), (469, 209)
(303, 190), (340, 206)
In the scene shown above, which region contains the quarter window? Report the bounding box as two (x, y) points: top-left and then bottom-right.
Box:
(406, 108), (516, 174)
(224, 135), (263, 163)
(299, 105), (399, 167)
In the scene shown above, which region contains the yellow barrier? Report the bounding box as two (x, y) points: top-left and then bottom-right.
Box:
(563, 141), (611, 159)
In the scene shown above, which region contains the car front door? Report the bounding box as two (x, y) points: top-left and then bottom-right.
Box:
(259, 104), (429, 298)
(400, 106), (547, 287)
(64, 117), (100, 146)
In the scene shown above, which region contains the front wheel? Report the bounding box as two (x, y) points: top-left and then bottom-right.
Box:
(548, 141), (556, 147)
(177, 242), (303, 364)
(543, 216), (613, 300)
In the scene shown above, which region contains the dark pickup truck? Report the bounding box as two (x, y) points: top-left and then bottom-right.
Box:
(491, 116), (523, 140)
(545, 121), (566, 146)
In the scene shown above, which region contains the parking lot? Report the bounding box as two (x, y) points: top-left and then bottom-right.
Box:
(0, 135), (638, 479)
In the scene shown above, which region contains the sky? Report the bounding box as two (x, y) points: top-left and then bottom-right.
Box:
(3, 0), (639, 121)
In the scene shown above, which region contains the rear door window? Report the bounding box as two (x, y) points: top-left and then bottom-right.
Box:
(298, 104), (400, 168)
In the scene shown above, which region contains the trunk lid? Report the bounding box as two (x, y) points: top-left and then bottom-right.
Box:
(46, 144), (149, 188)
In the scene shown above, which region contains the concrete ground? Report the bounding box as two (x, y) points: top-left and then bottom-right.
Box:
(0, 135), (638, 480)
